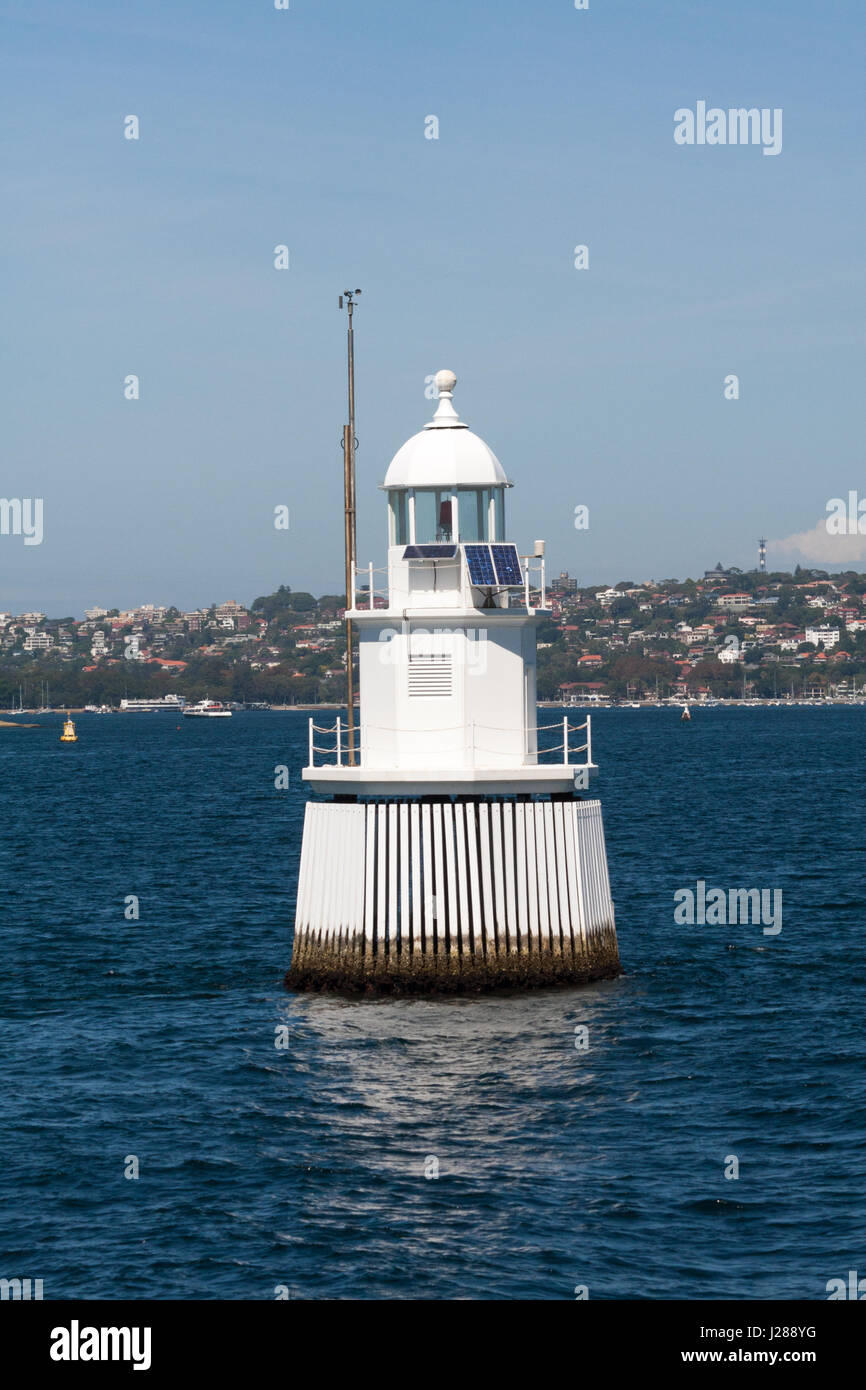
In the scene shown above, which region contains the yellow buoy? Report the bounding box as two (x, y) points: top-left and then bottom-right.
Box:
(60, 711), (78, 743)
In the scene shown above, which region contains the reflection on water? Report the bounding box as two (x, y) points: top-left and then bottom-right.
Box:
(283, 983), (623, 1169)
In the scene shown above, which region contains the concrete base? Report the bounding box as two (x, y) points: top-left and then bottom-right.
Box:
(286, 927), (620, 995)
(286, 795), (619, 996)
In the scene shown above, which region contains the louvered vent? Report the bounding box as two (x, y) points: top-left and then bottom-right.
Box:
(408, 656), (453, 697)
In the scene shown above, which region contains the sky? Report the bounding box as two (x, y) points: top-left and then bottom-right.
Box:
(1, 0), (863, 616)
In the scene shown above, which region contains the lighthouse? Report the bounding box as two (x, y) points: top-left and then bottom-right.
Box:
(287, 370), (620, 992)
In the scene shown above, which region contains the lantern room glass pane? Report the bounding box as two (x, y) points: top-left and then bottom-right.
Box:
(492, 487), (505, 540)
(413, 490), (436, 543)
(413, 490), (453, 543)
(389, 491), (407, 545)
(457, 489), (485, 542)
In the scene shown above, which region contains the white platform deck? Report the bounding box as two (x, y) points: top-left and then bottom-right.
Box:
(303, 763), (596, 796)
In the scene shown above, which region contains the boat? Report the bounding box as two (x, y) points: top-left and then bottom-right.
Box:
(119, 694), (186, 713)
(681, 704), (691, 722)
(60, 711), (78, 743)
(182, 697), (232, 718)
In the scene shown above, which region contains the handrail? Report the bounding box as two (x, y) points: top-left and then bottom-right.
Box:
(350, 560), (390, 611)
(474, 719), (588, 734)
(307, 713), (593, 772)
(351, 551), (550, 614)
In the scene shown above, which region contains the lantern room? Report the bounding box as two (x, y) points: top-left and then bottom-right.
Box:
(383, 369), (511, 547)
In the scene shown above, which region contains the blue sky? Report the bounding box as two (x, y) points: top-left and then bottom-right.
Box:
(1, 0), (863, 615)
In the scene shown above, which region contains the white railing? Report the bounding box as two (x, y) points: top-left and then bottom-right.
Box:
(350, 561), (390, 610)
(521, 555), (546, 612)
(307, 714), (591, 770)
(308, 715), (360, 766)
(350, 552), (548, 613)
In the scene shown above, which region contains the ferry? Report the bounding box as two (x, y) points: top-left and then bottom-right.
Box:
(119, 694), (187, 713)
(182, 697), (232, 719)
(565, 693), (611, 707)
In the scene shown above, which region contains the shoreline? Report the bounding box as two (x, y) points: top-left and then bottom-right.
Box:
(3, 699), (864, 718)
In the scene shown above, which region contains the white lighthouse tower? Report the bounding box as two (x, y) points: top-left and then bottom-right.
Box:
(287, 370), (619, 992)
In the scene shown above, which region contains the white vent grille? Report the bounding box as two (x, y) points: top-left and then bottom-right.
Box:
(408, 657), (453, 697)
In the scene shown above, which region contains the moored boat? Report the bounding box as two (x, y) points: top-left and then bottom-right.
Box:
(182, 697), (232, 718)
(120, 694), (186, 713)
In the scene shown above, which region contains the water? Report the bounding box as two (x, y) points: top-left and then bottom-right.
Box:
(1, 707), (863, 1300)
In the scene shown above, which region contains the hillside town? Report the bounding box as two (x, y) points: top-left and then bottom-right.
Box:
(3, 564), (866, 709)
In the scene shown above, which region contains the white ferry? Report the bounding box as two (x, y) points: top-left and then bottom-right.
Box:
(119, 694), (186, 713)
(182, 697), (232, 718)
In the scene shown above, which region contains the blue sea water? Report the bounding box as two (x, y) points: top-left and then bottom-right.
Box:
(1, 706), (864, 1301)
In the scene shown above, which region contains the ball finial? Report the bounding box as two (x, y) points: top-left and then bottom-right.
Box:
(434, 369), (457, 396)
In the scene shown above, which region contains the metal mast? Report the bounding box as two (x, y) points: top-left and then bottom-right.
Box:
(339, 289), (361, 764)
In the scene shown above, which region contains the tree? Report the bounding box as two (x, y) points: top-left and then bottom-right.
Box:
(609, 598), (637, 618)
(251, 584), (293, 619)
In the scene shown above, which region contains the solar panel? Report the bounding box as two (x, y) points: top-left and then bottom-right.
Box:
(464, 544), (496, 586)
(491, 543), (523, 587)
(402, 544), (458, 560)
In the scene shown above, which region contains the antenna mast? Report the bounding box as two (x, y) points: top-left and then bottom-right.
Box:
(339, 289), (361, 764)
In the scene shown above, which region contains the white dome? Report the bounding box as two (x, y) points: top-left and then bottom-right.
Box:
(383, 371), (510, 490)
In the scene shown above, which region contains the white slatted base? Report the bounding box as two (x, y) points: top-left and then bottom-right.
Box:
(287, 797), (619, 992)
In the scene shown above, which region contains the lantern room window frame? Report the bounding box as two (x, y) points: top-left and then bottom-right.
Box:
(388, 486), (507, 546)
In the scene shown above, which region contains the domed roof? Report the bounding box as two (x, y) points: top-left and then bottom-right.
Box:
(383, 370), (510, 490)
